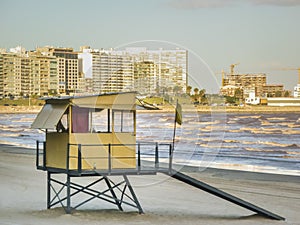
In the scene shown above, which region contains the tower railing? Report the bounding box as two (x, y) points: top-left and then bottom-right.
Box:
(36, 140), (173, 175)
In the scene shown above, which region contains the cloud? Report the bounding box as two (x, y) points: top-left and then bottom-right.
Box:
(168, 0), (235, 9)
(251, 0), (300, 7)
(168, 0), (300, 9)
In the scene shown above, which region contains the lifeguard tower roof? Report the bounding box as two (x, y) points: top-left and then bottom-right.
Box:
(32, 92), (136, 130)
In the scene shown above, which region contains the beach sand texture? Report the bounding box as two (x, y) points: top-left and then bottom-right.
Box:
(1, 145), (300, 225)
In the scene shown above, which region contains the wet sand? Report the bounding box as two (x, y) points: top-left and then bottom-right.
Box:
(1, 144), (299, 225)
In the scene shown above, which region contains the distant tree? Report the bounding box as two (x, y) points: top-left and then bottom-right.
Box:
(8, 93), (14, 100)
(155, 85), (160, 95)
(199, 89), (206, 97)
(186, 86), (192, 96)
(234, 88), (243, 99)
(48, 89), (58, 96)
(225, 96), (236, 104)
(275, 91), (282, 97)
(194, 88), (199, 96)
(197, 89), (206, 104)
(284, 90), (290, 97)
(173, 85), (182, 96)
(161, 86), (168, 95)
(31, 93), (38, 99)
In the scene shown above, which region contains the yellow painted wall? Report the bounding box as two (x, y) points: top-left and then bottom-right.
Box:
(45, 132), (136, 170)
(46, 133), (69, 169)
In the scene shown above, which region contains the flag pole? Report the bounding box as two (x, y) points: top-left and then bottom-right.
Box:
(169, 98), (182, 172)
(172, 100), (178, 152)
(171, 99), (181, 171)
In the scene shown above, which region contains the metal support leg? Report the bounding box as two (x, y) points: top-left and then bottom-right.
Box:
(66, 175), (71, 214)
(47, 171), (51, 209)
(123, 175), (144, 214)
(104, 177), (123, 211)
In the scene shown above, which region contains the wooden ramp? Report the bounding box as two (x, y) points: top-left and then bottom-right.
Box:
(160, 169), (285, 221)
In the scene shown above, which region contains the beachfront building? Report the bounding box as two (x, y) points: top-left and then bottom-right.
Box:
(0, 47), (61, 98)
(78, 47), (187, 95)
(36, 47), (82, 95)
(134, 61), (157, 94)
(262, 84), (284, 97)
(29, 54), (58, 97)
(294, 84), (300, 97)
(245, 92), (261, 105)
(0, 48), (31, 98)
(219, 85), (239, 97)
(78, 47), (93, 93)
(220, 65), (290, 100)
(127, 47), (187, 95)
(1, 45), (188, 98)
(222, 73), (267, 98)
(97, 49), (133, 93)
(0, 52), (22, 98)
(78, 47), (134, 94)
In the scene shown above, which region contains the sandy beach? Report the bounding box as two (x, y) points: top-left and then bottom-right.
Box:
(1, 144), (299, 225)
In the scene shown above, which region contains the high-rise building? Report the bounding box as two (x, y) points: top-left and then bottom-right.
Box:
(36, 47), (81, 95)
(262, 84), (284, 97)
(134, 61), (157, 94)
(0, 47), (60, 98)
(126, 48), (187, 94)
(79, 48), (134, 94)
(222, 73), (267, 98)
(98, 50), (134, 93)
(0, 53), (21, 98)
(78, 47), (188, 95)
(0, 46), (188, 98)
(29, 53), (58, 96)
(0, 48), (31, 98)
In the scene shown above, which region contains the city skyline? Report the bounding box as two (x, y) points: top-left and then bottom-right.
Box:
(1, 0), (299, 92)
(0, 45), (188, 97)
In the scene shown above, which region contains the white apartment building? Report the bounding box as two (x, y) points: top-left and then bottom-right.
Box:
(126, 47), (187, 94)
(78, 47), (187, 95)
(294, 84), (300, 98)
(79, 48), (134, 94)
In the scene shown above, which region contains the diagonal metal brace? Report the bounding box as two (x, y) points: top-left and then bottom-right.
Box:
(47, 173), (144, 214)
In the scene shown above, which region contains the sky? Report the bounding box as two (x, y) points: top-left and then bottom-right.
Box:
(0, 0), (299, 93)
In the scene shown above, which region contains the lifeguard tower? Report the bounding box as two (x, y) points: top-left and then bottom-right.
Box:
(32, 92), (284, 220)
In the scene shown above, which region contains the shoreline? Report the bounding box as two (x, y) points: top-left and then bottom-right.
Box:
(1, 105), (300, 114)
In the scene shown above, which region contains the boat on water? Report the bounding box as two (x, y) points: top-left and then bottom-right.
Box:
(136, 97), (160, 110)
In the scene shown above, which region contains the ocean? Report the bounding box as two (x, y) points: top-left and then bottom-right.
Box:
(0, 112), (299, 175)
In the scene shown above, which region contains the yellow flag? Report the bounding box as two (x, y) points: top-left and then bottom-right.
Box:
(175, 102), (182, 125)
